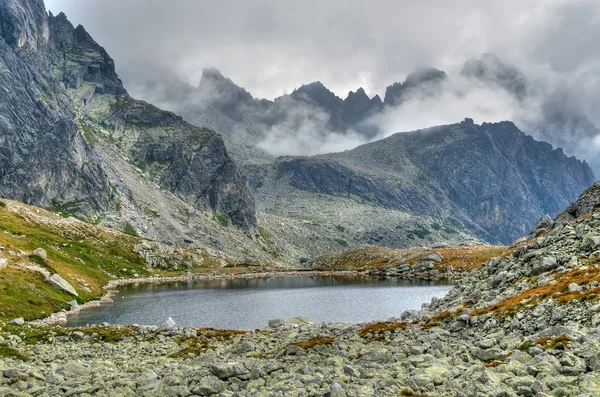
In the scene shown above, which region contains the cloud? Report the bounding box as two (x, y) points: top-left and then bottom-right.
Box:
(43, 0), (600, 173)
(255, 101), (369, 156)
(43, 0), (598, 99)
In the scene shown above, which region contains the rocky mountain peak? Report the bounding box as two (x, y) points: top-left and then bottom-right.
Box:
(342, 87), (383, 128)
(344, 87), (370, 106)
(0, 0), (49, 50)
(197, 67), (253, 104)
(384, 66), (448, 106)
(291, 81), (342, 107)
(46, 12), (125, 95)
(404, 66), (448, 88)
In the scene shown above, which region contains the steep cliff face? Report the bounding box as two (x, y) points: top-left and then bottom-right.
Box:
(0, 2), (257, 231)
(278, 120), (595, 244)
(0, 0), (48, 50)
(0, 4), (114, 221)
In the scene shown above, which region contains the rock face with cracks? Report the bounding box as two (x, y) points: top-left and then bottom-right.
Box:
(0, 0), (257, 249)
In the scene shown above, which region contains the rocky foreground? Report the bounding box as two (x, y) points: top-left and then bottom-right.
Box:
(0, 186), (599, 396)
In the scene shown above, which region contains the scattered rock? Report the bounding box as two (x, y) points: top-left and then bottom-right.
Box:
(421, 252), (444, 263)
(329, 382), (346, 397)
(209, 362), (249, 380)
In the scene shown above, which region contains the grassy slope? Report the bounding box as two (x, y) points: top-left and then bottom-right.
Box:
(0, 199), (152, 321)
(312, 244), (508, 273)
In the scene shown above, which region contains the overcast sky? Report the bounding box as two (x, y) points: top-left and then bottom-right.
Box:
(43, 0), (600, 173)
(44, 0), (600, 101)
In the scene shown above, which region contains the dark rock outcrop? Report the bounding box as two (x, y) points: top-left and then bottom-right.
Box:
(555, 181), (600, 223)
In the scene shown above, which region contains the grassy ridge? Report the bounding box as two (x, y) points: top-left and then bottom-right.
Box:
(0, 199), (151, 321)
(312, 244), (508, 273)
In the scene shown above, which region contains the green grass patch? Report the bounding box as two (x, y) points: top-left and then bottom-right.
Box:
(0, 344), (29, 361)
(27, 254), (57, 274)
(335, 238), (348, 247)
(79, 119), (98, 147)
(170, 328), (246, 358)
(0, 268), (73, 320)
(1, 325), (137, 344)
(123, 222), (138, 237)
(407, 225), (431, 240)
(109, 97), (134, 113)
(49, 198), (87, 217)
(214, 213), (229, 227)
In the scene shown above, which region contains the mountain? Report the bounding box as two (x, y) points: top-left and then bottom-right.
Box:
(2, 0), (594, 264)
(127, 65), (596, 257)
(0, 0), (269, 262)
(384, 66), (449, 106)
(270, 119), (595, 244)
(461, 53), (600, 173)
(342, 88), (383, 127)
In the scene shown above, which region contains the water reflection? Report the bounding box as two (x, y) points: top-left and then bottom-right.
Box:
(67, 276), (453, 329)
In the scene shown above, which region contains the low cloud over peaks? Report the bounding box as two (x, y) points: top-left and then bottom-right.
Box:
(44, 0), (600, 173)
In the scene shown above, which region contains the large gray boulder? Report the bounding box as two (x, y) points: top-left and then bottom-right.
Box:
(33, 248), (47, 260)
(46, 274), (78, 296)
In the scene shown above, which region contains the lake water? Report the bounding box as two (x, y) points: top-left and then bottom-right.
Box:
(66, 276), (453, 329)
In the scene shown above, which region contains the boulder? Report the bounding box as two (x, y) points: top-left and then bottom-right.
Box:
(68, 300), (79, 311)
(329, 382), (346, 397)
(268, 318), (285, 328)
(33, 248), (47, 260)
(159, 317), (177, 330)
(421, 252), (443, 263)
(9, 317), (24, 326)
(235, 341), (255, 354)
(531, 256), (558, 276)
(46, 274), (78, 296)
(530, 214), (553, 236)
(581, 235), (600, 252)
(209, 362), (249, 380)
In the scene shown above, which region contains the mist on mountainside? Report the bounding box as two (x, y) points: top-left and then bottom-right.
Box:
(44, 0), (600, 174)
